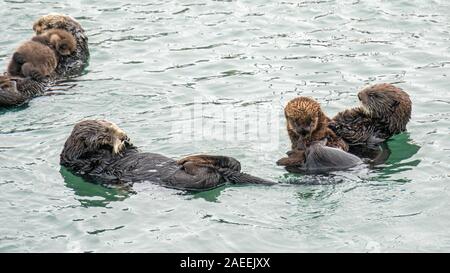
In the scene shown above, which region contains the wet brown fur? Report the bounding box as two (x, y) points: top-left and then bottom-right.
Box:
(32, 29), (76, 56)
(277, 97), (348, 166)
(60, 120), (274, 189)
(7, 41), (58, 80)
(33, 14), (83, 35)
(331, 83), (412, 145)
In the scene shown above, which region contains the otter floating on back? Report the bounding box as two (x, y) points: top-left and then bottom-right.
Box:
(330, 83), (412, 146)
(60, 120), (275, 191)
(0, 14), (89, 107)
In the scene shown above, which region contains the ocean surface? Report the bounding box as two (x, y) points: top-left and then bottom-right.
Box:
(0, 0), (449, 252)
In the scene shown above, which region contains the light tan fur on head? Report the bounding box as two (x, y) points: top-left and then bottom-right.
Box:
(283, 96), (348, 152)
(33, 13), (81, 35)
(357, 83), (412, 134)
(285, 97), (324, 138)
(96, 120), (128, 154)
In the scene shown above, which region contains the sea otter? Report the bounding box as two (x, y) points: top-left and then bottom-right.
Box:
(330, 83), (412, 146)
(31, 29), (77, 57)
(60, 120), (276, 191)
(0, 14), (89, 107)
(7, 29), (77, 81)
(276, 97), (362, 172)
(7, 41), (58, 81)
(32, 13), (89, 77)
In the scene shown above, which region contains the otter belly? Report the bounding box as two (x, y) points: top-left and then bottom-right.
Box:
(90, 152), (229, 191)
(286, 142), (364, 174)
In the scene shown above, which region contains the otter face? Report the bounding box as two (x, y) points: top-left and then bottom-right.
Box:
(48, 30), (76, 56)
(73, 120), (130, 155)
(285, 97), (321, 137)
(55, 40), (75, 56)
(0, 76), (17, 93)
(358, 83), (412, 133)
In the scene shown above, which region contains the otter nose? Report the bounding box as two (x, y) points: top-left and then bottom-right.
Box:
(298, 127), (310, 135)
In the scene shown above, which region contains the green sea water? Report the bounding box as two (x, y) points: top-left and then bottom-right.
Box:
(0, 0), (449, 252)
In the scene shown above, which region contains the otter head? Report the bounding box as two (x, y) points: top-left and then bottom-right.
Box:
(33, 13), (82, 35)
(45, 29), (76, 56)
(64, 120), (130, 160)
(358, 83), (412, 134)
(0, 76), (17, 93)
(285, 97), (325, 138)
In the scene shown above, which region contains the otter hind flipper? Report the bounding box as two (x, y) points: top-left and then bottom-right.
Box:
(177, 155), (241, 172)
(302, 143), (363, 173)
(177, 156), (275, 187)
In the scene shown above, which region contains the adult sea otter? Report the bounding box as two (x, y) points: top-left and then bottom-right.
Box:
(60, 120), (276, 191)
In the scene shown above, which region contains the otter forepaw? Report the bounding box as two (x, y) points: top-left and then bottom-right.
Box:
(277, 157), (298, 166)
(29, 70), (46, 81)
(277, 150), (305, 166)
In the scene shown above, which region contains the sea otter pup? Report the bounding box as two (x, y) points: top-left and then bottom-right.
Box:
(277, 97), (356, 171)
(0, 14), (89, 107)
(60, 120), (275, 191)
(32, 13), (89, 77)
(32, 29), (77, 57)
(7, 29), (76, 81)
(7, 41), (58, 81)
(330, 83), (412, 146)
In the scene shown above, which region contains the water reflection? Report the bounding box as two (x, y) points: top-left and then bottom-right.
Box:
(190, 185), (227, 202)
(0, 103), (29, 115)
(60, 167), (131, 207)
(373, 133), (421, 179)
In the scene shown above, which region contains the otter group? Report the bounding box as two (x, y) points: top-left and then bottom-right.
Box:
(277, 83), (411, 173)
(0, 14), (89, 107)
(0, 14), (412, 191)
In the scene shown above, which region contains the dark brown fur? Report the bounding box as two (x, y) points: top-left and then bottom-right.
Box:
(7, 41), (58, 81)
(32, 29), (76, 56)
(331, 83), (412, 145)
(1, 14), (89, 107)
(277, 97), (348, 167)
(60, 120), (275, 191)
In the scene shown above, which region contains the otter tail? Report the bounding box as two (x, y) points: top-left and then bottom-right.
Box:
(218, 169), (276, 185)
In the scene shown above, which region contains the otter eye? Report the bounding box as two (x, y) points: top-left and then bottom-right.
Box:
(60, 44), (68, 50)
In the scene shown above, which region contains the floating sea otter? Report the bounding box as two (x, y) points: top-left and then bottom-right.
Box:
(330, 83), (412, 146)
(0, 14), (89, 107)
(277, 97), (362, 173)
(7, 29), (77, 81)
(60, 120), (276, 191)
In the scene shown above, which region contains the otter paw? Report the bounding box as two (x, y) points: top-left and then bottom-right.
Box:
(29, 70), (46, 81)
(220, 156), (241, 172)
(277, 157), (295, 166)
